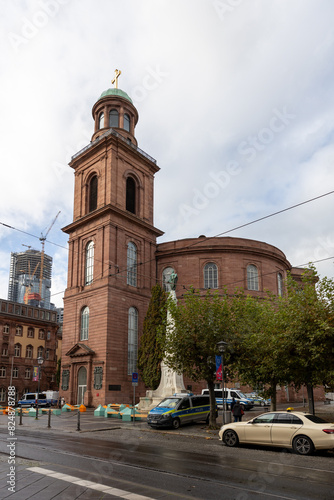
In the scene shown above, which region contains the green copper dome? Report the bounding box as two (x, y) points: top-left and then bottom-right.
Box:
(99, 88), (133, 104)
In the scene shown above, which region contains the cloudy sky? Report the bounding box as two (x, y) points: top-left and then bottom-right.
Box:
(1, 0), (334, 308)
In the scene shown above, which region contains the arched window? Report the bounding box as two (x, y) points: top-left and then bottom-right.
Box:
(99, 112), (104, 129)
(127, 242), (137, 287)
(126, 177), (136, 214)
(0, 367), (6, 377)
(16, 326), (22, 336)
(277, 272), (284, 297)
(3, 324), (9, 334)
(247, 265), (259, 291)
(2, 344), (8, 356)
(39, 329), (45, 339)
(89, 175), (98, 212)
(14, 343), (21, 357)
(109, 109), (119, 128)
(26, 345), (33, 359)
(162, 267), (175, 292)
(128, 307), (138, 375)
(37, 346), (43, 358)
(80, 306), (89, 341)
(204, 263), (218, 289)
(124, 113), (130, 132)
(85, 241), (94, 285)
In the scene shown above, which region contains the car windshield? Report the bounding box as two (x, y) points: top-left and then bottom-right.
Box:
(157, 398), (181, 408)
(237, 391), (247, 398)
(304, 414), (328, 424)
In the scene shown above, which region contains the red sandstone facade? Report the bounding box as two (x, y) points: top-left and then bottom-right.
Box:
(0, 300), (60, 404)
(60, 84), (317, 407)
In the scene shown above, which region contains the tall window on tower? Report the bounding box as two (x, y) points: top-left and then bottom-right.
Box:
(128, 307), (138, 375)
(99, 112), (104, 129)
(89, 175), (98, 212)
(124, 113), (130, 132)
(204, 263), (218, 289)
(126, 177), (136, 214)
(247, 264), (259, 291)
(85, 241), (94, 285)
(109, 109), (119, 128)
(127, 242), (137, 287)
(80, 306), (89, 341)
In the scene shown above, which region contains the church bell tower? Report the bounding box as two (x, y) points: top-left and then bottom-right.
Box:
(60, 71), (163, 406)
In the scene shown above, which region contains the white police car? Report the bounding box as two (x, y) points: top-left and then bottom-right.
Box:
(147, 394), (215, 429)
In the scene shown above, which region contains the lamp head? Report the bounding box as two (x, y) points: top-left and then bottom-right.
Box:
(217, 340), (227, 353)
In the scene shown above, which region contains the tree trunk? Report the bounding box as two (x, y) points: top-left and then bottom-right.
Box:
(269, 380), (277, 411)
(307, 383), (315, 415)
(208, 380), (218, 428)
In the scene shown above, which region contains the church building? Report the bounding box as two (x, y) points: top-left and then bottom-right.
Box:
(60, 72), (303, 407)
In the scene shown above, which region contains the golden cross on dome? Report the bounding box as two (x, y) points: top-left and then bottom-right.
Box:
(111, 69), (121, 89)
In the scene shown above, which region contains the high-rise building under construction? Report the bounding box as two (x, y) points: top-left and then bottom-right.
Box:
(8, 249), (53, 309)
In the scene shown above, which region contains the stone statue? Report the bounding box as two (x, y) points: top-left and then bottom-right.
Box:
(168, 271), (178, 291)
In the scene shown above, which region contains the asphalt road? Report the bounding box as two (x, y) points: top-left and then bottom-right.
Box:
(0, 409), (333, 500)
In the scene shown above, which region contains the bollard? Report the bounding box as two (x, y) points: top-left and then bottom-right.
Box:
(48, 409), (51, 428)
(77, 409), (81, 431)
(19, 407), (23, 425)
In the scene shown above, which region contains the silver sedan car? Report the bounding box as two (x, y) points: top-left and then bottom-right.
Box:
(219, 411), (334, 455)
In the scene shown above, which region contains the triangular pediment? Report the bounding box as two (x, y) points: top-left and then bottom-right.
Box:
(66, 342), (95, 357)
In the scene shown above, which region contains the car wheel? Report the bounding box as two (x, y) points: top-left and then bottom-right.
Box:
(292, 435), (314, 455)
(223, 429), (239, 447)
(260, 401), (265, 407)
(172, 418), (180, 430)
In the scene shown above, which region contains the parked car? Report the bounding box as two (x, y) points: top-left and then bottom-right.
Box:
(17, 392), (49, 408)
(245, 392), (270, 406)
(202, 388), (254, 410)
(147, 394), (216, 429)
(219, 410), (334, 455)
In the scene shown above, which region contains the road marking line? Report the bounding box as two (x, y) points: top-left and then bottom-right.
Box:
(27, 467), (154, 499)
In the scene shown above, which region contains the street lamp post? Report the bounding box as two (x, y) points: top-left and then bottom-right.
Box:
(35, 356), (44, 420)
(217, 340), (227, 425)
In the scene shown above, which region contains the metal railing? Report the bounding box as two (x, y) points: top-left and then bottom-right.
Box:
(71, 128), (157, 164)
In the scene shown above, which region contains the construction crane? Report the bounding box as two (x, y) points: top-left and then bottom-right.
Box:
(38, 211), (61, 303)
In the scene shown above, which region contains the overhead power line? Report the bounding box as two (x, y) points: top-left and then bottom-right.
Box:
(0, 189), (333, 298)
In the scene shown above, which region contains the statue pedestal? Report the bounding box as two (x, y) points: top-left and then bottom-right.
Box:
(138, 362), (187, 410)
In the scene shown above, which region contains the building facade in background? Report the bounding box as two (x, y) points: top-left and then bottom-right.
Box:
(8, 249), (53, 309)
(60, 81), (311, 407)
(0, 299), (61, 404)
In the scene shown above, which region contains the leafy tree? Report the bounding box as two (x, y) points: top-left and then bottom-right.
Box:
(165, 288), (231, 428)
(138, 284), (167, 390)
(278, 267), (334, 413)
(227, 292), (290, 410)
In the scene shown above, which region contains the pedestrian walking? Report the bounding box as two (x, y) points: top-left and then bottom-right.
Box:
(232, 401), (244, 422)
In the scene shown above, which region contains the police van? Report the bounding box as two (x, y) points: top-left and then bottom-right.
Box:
(147, 394), (216, 429)
(17, 392), (49, 408)
(201, 388), (254, 410)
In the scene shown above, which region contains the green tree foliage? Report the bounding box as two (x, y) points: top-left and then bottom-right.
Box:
(138, 284), (167, 390)
(276, 267), (334, 412)
(228, 267), (334, 413)
(227, 292), (288, 409)
(165, 288), (231, 427)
